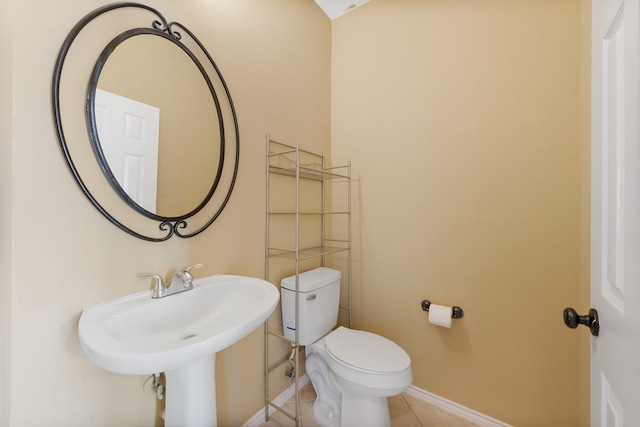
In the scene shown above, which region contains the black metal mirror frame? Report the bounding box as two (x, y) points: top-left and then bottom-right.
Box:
(52, 2), (239, 242)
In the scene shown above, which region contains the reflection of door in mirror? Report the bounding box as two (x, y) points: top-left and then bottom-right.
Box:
(95, 88), (160, 213)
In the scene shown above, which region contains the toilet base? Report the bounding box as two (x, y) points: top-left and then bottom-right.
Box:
(312, 398), (341, 427)
(311, 391), (391, 427)
(340, 392), (390, 427)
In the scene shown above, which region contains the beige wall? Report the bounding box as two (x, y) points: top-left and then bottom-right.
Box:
(332, 0), (587, 425)
(0, 0), (330, 425)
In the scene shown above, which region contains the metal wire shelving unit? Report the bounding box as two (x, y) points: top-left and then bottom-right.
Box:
(263, 135), (351, 426)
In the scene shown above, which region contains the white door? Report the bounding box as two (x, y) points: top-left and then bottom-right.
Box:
(591, 0), (640, 425)
(94, 89), (160, 213)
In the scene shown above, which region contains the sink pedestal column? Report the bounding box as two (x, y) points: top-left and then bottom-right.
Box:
(164, 354), (217, 427)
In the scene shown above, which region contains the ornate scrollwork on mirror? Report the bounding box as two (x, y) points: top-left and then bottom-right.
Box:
(52, 2), (239, 241)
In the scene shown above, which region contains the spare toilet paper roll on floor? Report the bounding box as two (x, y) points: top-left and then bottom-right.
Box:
(428, 304), (452, 328)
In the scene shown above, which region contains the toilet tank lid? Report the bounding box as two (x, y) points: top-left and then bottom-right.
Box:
(281, 267), (341, 293)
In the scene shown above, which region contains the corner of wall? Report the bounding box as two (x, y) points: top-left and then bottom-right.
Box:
(579, 0), (592, 425)
(0, 0), (14, 424)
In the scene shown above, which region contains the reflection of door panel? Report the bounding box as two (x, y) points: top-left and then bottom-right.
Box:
(94, 88), (160, 213)
(591, 0), (640, 425)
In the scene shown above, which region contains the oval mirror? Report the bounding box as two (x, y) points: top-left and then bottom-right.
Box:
(52, 3), (239, 241)
(88, 30), (223, 219)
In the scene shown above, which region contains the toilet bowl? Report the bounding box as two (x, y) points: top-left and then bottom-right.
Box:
(281, 268), (412, 427)
(306, 327), (412, 427)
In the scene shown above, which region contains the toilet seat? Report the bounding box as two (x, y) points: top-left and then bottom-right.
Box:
(322, 327), (412, 390)
(325, 327), (410, 373)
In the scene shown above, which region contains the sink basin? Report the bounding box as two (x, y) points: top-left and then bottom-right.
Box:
(78, 274), (279, 426)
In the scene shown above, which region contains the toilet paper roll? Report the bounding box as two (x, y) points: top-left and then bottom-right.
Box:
(428, 304), (452, 328)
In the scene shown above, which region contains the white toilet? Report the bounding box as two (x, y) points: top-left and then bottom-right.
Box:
(281, 267), (412, 427)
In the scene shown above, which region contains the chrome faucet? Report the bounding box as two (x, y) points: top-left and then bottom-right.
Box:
(139, 264), (203, 298)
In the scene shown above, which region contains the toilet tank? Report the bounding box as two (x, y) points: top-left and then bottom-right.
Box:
(281, 267), (341, 345)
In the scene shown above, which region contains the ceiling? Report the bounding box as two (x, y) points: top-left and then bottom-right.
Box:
(314, 0), (371, 20)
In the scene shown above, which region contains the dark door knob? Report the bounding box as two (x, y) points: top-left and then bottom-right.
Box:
(563, 307), (599, 337)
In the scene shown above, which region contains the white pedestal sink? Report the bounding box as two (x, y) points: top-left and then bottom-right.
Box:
(78, 274), (279, 426)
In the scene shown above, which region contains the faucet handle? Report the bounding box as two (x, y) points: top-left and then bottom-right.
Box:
(179, 263), (203, 290)
(138, 273), (166, 298)
(185, 263), (203, 274)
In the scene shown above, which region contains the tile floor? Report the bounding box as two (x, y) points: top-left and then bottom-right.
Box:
(259, 381), (482, 427)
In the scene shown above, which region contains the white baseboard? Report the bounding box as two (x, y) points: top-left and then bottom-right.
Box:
(403, 385), (513, 427)
(244, 376), (511, 427)
(242, 374), (311, 427)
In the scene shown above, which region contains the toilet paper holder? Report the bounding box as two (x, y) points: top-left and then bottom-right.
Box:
(421, 300), (464, 319)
